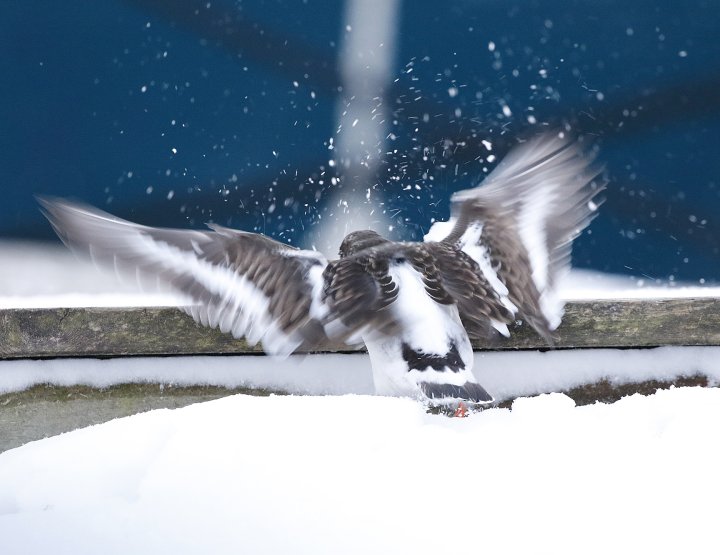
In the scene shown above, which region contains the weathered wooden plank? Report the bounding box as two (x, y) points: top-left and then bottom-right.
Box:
(1, 298), (719, 359)
(506, 297), (720, 349)
(0, 306), (263, 359)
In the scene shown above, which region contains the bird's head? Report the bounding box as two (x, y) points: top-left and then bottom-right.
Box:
(338, 230), (389, 258)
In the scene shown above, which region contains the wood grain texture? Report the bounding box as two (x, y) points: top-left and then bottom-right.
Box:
(1, 298), (719, 359)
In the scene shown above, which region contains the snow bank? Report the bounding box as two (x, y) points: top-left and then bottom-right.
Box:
(1, 389), (718, 554)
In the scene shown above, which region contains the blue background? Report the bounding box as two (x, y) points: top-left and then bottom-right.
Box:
(2, 0), (719, 282)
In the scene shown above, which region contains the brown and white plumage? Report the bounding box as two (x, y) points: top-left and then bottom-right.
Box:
(38, 131), (603, 407)
(425, 131), (605, 341)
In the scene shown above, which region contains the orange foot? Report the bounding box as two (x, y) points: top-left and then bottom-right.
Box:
(453, 401), (469, 418)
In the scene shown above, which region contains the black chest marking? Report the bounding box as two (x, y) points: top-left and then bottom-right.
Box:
(401, 341), (464, 373)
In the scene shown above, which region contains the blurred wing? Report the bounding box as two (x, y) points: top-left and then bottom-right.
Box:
(419, 242), (514, 340)
(425, 132), (605, 340)
(321, 249), (401, 343)
(38, 197), (331, 356)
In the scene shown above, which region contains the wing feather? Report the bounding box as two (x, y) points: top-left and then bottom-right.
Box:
(321, 252), (401, 343)
(420, 242), (514, 340)
(38, 197), (332, 356)
(424, 132), (605, 341)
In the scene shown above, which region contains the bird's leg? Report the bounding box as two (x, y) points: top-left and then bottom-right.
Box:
(453, 401), (469, 418)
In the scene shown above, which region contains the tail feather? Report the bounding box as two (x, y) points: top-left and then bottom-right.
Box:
(419, 381), (494, 405)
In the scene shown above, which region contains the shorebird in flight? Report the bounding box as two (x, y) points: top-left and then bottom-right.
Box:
(39, 132), (603, 412)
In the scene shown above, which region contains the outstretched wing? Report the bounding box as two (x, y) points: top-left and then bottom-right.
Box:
(418, 242), (515, 340)
(425, 132), (605, 341)
(321, 251), (401, 342)
(38, 197), (349, 355)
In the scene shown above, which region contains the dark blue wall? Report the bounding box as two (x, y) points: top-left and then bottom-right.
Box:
(2, 0), (719, 281)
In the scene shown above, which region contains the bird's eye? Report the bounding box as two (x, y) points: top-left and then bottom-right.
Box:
(394, 257), (406, 264)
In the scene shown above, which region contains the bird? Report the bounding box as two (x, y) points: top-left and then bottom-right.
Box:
(38, 131), (604, 412)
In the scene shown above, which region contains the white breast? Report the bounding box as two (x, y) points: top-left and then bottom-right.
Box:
(363, 261), (475, 398)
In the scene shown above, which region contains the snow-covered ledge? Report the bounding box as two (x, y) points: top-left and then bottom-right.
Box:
(2, 254), (720, 452)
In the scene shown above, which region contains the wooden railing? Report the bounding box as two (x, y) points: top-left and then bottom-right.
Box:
(2, 298), (719, 359)
(1, 298), (719, 452)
